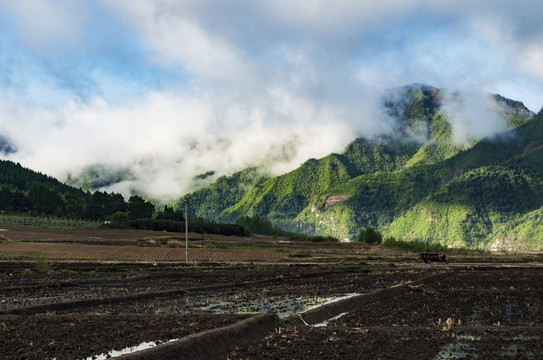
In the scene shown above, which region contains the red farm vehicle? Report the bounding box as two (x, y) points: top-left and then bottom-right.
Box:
(419, 236), (448, 263)
(419, 252), (448, 263)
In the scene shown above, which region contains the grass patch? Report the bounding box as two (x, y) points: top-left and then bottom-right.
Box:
(203, 244), (262, 251)
(60, 269), (79, 275)
(234, 245), (261, 251)
(274, 247), (290, 253)
(21, 268), (34, 276)
(33, 253), (52, 274)
(204, 244), (232, 249)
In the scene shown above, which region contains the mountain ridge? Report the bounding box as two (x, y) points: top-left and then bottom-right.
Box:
(1, 83), (540, 250)
(181, 85), (543, 249)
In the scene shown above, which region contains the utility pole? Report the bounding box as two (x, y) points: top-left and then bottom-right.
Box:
(424, 235), (428, 253)
(184, 198), (189, 264)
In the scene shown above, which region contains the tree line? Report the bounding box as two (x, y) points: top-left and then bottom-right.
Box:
(0, 184), (181, 222)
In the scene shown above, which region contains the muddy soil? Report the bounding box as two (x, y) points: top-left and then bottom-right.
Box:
(220, 325), (542, 359)
(2, 226), (543, 359)
(0, 262), (436, 359)
(0, 263), (433, 315)
(3, 264), (543, 359)
(221, 267), (543, 359)
(0, 313), (249, 360)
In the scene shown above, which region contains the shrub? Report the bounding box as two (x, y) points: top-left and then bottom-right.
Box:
(358, 227), (383, 244)
(382, 237), (445, 252)
(287, 234), (339, 242)
(131, 218), (249, 237)
(107, 212), (130, 229)
(34, 253), (52, 274)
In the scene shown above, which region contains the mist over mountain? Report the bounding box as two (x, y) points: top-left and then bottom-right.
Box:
(181, 85), (542, 250)
(52, 84), (527, 201)
(1, 82), (542, 249)
(2, 2), (543, 250)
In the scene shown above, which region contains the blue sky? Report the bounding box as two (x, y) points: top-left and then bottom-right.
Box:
(1, 0), (543, 201)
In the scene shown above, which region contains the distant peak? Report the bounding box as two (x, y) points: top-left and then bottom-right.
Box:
(492, 94), (534, 116)
(385, 83), (440, 94)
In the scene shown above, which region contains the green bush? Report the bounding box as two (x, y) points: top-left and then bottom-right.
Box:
(34, 253), (52, 274)
(358, 227), (383, 244)
(131, 218), (249, 237)
(382, 237), (445, 252)
(107, 211), (130, 228)
(288, 234), (339, 242)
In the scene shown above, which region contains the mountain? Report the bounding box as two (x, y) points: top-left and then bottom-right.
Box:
(0, 160), (134, 221)
(0, 160), (78, 194)
(182, 84), (543, 250)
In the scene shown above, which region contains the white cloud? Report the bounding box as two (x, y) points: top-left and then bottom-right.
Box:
(0, 86), (380, 202)
(441, 91), (508, 145)
(1, 0), (543, 202)
(0, 0), (88, 52)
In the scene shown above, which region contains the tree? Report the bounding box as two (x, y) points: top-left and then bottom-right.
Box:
(0, 188), (12, 210)
(106, 193), (128, 215)
(87, 191), (108, 220)
(358, 227), (383, 244)
(128, 195), (155, 220)
(28, 185), (64, 215)
(156, 205), (184, 221)
(65, 193), (87, 219)
(107, 211), (130, 228)
(10, 190), (30, 212)
(235, 214), (285, 236)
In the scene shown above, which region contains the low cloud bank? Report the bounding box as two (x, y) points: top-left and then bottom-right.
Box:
(1, 87), (388, 202)
(1, 0), (542, 202)
(1, 86), (519, 203)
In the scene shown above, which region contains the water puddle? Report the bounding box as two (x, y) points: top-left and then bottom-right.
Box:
(82, 339), (178, 360)
(500, 335), (540, 358)
(501, 344), (534, 358)
(84, 294), (359, 358)
(146, 293), (360, 318)
(83, 290), (370, 359)
(297, 293), (359, 326)
(310, 312), (349, 327)
(435, 342), (479, 359)
(195, 296), (323, 318)
(434, 334), (481, 359)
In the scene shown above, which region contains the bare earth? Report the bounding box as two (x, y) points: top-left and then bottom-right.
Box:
(1, 226), (543, 359)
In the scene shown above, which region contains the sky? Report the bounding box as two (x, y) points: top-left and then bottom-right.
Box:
(1, 0), (543, 202)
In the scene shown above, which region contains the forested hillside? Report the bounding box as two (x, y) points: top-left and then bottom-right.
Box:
(182, 85), (543, 250)
(0, 160), (158, 222)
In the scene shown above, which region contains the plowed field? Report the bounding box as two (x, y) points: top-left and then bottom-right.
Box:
(224, 268), (543, 359)
(1, 226), (543, 359)
(0, 241), (287, 262)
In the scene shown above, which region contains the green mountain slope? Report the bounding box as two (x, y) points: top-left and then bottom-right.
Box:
(0, 160), (148, 221)
(0, 160), (78, 194)
(182, 85), (542, 249)
(178, 167), (269, 221)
